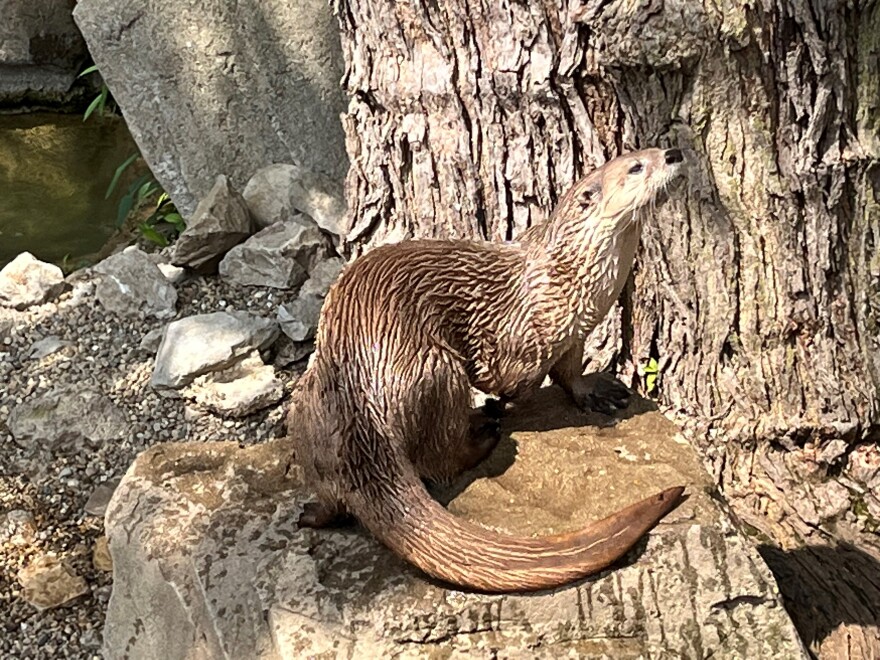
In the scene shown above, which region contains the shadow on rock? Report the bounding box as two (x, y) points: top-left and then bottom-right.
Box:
(758, 541), (880, 658)
(500, 379), (658, 434)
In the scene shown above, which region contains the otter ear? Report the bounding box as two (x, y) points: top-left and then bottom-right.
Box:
(577, 179), (602, 211)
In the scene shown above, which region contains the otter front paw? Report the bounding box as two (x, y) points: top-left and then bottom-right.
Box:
(571, 373), (631, 415)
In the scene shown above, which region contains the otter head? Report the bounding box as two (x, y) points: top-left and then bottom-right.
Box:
(567, 147), (685, 228)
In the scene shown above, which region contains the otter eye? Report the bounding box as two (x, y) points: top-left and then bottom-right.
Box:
(628, 163), (644, 175)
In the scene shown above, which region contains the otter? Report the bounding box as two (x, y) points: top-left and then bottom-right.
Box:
(288, 147), (686, 593)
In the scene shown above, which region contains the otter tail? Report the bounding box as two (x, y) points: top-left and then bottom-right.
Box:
(345, 460), (684, 593)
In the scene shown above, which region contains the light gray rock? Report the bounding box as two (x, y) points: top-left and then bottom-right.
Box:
(150, 311), (279, 391)
(182, 352), (284, 418)
(28, 336), (74, 360)
(277, 294), (323, 342)
(244, 163), (346, 235)
(171, 175), (254, 273)
(218, 217), (328, 289)
(84, 479), (122, 518)
(139, 327), (166, 354)
(8, 386), (128, 454)
(0, 252), (64, 310)
(273, 337), (314, 368)
(299, 256), (345, 298)
(72, 0), (348, 218)
(0, 0), (89, 105)
(156, 263), (186, 284)
(102, 390), (808, 660)
(93, 247), (178, 319)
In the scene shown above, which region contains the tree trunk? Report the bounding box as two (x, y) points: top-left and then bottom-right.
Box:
(335, 0), (880, 657)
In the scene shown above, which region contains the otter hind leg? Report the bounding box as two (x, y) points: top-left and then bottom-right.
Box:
(459, 408), (503, 471)
(297, 500), (354, 529)
(405, 349), (502, 482)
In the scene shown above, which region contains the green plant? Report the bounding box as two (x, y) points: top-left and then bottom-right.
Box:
(79, 64), (185, 246)
(78, 64), (116, 121)
(643, 357), (660, 395)
(106, 162), (186, 247)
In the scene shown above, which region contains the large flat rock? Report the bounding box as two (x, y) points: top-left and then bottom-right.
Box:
(72, 0), (348, 217)
(103, 388), (808, 658)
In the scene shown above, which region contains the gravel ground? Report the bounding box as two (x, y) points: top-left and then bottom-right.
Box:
(0, 269), (305, 659)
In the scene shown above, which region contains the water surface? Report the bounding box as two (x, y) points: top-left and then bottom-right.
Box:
(0, 113), (139, 269)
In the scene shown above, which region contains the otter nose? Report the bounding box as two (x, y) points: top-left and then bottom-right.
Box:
(665, 148), (683, 164)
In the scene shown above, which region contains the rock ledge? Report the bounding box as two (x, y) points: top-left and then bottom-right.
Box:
(103, 389), (808, 659)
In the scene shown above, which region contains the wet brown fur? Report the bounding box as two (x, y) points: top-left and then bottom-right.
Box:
(287, 148), (686, 592)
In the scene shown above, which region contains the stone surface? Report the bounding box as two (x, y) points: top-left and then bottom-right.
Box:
(28, 336), (73, 360)
(84, 479), (121, 518)
(93, 247), (178, 319)
(277, 294), (323, 342)
(156, 263), (186, 284)
(2, 510), (37, 547)
(182, 352), (284, 418)
(18, 556), (88, 611)
(138, 327), (166, 354)
(170, 175), (254, 274)
(72, 0), (348, 218)
(0, 0), (90, 106)
(0, 252), (64, 310)
(93, 537), (113, 573)
(150, 311), (279, 391)
(8, 386), (128, 455)
(273, 336), (315, 368)
(218, 217), (328, 289)
(299, 256), (344, 298)
(244, 163), (346, 235)
(102, 389), (808, 659)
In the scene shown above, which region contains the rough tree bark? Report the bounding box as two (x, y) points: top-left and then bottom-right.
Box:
(335, 1), (880, 657)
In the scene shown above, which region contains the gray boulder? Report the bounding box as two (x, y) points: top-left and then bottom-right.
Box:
(299, 256), (345, 298)
(93, 247), (178, 319)
(8, 386), (128, 454)
(102, 389), (808, 659)
(244, 163), (346, 236)
(0, 252), (64, 309)
(171, 175), (254, 273)
(277, 294), (323, 343)
(72, 0), (348, 218)
(218, 217), (328, 289)
(150, 311), (279, 391)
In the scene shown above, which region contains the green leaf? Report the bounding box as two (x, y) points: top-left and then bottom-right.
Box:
(78, 64), (100, 78)
(138, 223), (169, 247)
(162, 212), (185, 231)
(105, 153), (140, 199)
(83, 88), (107, 122)
(116, 193), (136, 227)
(136, 180), (155, 203)
(644, 358), (660, 394)
(156, 192), (170, 207)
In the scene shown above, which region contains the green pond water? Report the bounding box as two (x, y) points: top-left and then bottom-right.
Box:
(0, 113), (140, 269)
